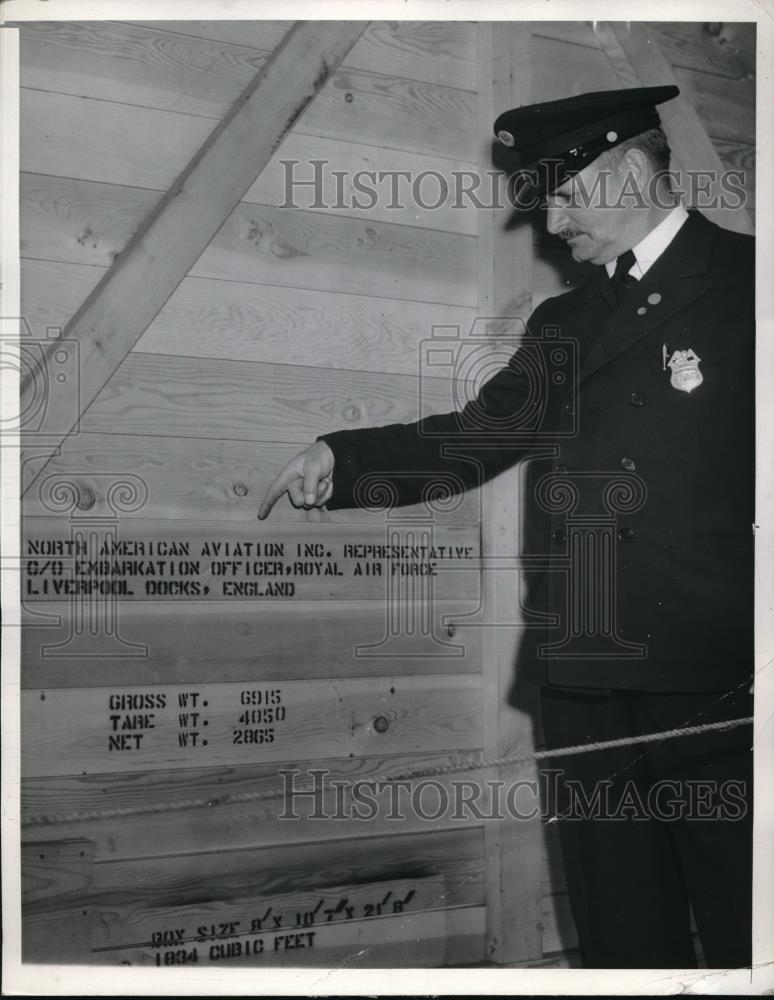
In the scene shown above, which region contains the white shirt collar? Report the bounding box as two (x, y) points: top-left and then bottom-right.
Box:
(605, 203), (690, 279)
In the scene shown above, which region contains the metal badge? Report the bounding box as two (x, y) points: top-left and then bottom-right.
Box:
(667, 348), (703, 393)
(497, 130), (515, 147)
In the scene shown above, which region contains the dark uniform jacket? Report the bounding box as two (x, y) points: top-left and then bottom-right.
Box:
(320, 210), (755, 693)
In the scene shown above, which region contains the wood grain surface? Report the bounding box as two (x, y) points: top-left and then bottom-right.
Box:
(20, 21), (476, 160)
(22, 750), (487, 857)
(21, 174), (477, 307)
(127, 20), (477, 89)
(21, 433), (485, 527)
(21, 597), (481, 688)
(21, 89), (480, 232)
(20, 258), (479, 376)
(74, 353), (457, 441)
(22, 673), (482, 777)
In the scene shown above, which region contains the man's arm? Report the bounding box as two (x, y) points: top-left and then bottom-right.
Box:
(258, 306), (548, 519)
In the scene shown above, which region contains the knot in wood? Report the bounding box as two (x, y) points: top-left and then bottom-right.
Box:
(76, 484), (97, 510)
(372, 714), (390, 734)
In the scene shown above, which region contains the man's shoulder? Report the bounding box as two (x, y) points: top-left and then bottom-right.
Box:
(656, 208), (753, 282)
(693, 210), (754, 276)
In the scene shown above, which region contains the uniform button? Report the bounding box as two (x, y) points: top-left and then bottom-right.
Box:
(562, 402), (575, 419)
(554, 463), (568, 474)
(618, 527), (636, 542)
(620, 456), (637, 472)
(630, 392), (645, 407)
(552, 530), (566, 545)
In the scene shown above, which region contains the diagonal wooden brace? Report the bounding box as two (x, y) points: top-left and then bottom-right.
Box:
(20, 20), (368, 495)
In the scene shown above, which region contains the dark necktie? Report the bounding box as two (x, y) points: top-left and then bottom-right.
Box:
(608, 248), (638, 308)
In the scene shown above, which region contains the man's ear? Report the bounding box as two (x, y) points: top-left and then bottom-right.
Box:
(621, 147), (650, 189)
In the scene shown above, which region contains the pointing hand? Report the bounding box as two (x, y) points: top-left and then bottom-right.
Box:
(257, 440), (335, 520)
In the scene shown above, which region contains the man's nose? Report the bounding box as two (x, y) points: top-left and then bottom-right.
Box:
(546, 203), (567, 236)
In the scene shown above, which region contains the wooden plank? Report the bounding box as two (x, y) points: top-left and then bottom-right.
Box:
(19, 21), (476, 160)
(97, 828), (480, 911)
(342, 20), (476, 91)
(22, 828), (484, 965)
(21, 517), (480, 602)
(648, 21), (756, 81)
(20, 173), (157, 268)
(23, 907), (96, 964)
(35, 826), (481, 909)
(21, 673), (482, 777)
(142, 18), (601, 70)
(22, 838), (94, 909)
(20, 258), (477, 375)
(533, 34), (620, 98)
(18, 266), (469, 442)
(90, 872), (483, 955)
(531, 22), (600, 49)
(21, 598), (481, 688)
(20, 89), (212, 191)
(128, 20), (292, 52)
(93, 904), (486, 967)
(20, 20), (369, 496)
(242, 131), (480, 233)
(303, 64), (476, 162)
(22, 761), (485, 852)
(73, 352), (458, 443)
(597, 22), (754, 235)
(673, 64), (755, 145)
(20, 175), (476, 307)
(21, 839), (95, 962)
(595, 21), (757, 155)
(25, 901), (486, 968)
(184, 201), (476, 307)
(19, 21), (268, 118)
(713, 138), (756, 179)
(20, 92), (478, 234)
(20, 433), (483, 527)
(476, 22), (543, 966)
(713, 138), (756, 211)
(139, 274), (476, 370)
(128, 20), (477, 90)
(590, 21), (643, 89)
(22, 750), (487, 857)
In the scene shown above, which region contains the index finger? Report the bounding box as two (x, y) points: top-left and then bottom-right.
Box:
(257, 468), (293, 520)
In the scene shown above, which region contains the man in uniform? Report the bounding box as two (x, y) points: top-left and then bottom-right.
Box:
(258, 87), (754, 968)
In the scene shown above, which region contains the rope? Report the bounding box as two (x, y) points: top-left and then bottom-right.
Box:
(21, 714), (753, 828)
